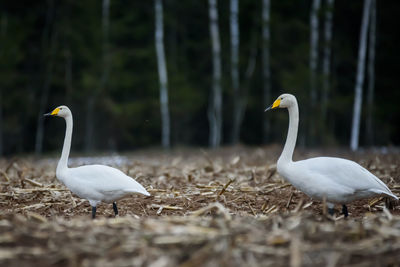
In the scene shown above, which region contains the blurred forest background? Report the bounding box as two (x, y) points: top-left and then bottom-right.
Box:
(0, 0), (399, 156)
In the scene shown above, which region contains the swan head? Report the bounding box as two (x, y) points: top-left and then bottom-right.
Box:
(44, 105), (71, 118)
(264, 94), (296, 111)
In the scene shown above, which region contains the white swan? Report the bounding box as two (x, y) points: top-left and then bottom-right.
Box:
(265, 94), (398, 216)
(44, 106), (150, 218)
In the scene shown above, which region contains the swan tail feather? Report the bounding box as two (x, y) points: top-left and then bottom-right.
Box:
(370, 189), (398, 200)
(124, 186), (150, 196)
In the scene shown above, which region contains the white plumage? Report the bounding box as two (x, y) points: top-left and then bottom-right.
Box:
(45, 105), (150, 218)
(60, 165), (150, 206)
(266, 94), (398, 216)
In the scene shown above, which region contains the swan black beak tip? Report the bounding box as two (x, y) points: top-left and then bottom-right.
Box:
(43, 113), (52, 117)
(264, 105), (272, 112)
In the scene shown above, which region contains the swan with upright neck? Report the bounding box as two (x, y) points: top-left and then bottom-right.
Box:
(265, 94), (398, 216)
(44, 105), (150, 218)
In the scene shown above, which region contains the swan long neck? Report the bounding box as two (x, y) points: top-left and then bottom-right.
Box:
(279, 100), (299, 163)
(57, 115), (73, 173)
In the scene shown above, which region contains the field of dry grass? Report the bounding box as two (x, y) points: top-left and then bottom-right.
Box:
(1, 146), (400, 266)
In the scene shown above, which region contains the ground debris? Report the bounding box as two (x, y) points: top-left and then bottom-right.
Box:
(0, 211), (399, 266)
(0, 147), (399, 266)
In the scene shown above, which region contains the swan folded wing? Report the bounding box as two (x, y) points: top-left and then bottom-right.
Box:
(296, 157), (396, 198)
(67, 165), (149, 196)
(289, 165), (354, 201)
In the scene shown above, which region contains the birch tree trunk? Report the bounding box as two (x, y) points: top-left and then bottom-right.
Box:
(307, 0), (321, 145)
(239, 32), (257, 128)
(64, 48), (73, 105)
(155, 0), (171, 148)
(262, 0), (271, 143)
(0, 14), (7, 156)
(350, 0), (372, 151)
(35, 32), (57, 155)
(366, 0), (376, 146)
(321, 0), (334, 121)
(85, 0), (110, 151)
(309, 0), (321, 105)
(230, 0), (241, 144)
(35, 0), (56, 155)
(208, 0), (223, 148)
(63, 3), (73, 106)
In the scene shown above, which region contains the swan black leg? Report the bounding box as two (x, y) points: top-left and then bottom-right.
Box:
(92, 206), (97, 219)
(385, 197), (394, 209)
(113, 202), (118, 216)
(342, 205), (348, 218)
(328, 208), (335, 216)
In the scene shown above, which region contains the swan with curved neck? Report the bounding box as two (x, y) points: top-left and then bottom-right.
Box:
(44, 105), (150, 218)
(265, 94), (398, 216)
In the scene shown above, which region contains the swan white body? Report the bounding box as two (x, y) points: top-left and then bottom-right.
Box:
(266, 94), (398, 214)
(45, 105), (150, 218)
(57, 165), (150, 207)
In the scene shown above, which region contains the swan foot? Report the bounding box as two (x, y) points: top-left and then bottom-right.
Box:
(385, 197), (395, 210)
(113, 202), (119, 216)
(342, 205), (348, 218)
(327, 208), (335, 216)
(92, 206), (97, 219)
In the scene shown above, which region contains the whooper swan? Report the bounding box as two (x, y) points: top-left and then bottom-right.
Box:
(44, 106), (150, 218)
(265, 94), (398, 217)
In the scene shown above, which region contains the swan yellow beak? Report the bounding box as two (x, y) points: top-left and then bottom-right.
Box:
(264, 99), (281, 111)
(44, 107), (60, 117)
